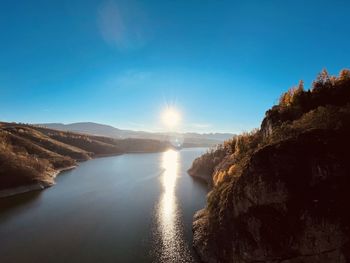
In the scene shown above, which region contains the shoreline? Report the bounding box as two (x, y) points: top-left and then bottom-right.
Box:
(0, 183), (46, 198)
(0, 149), (170, 199)
(0, 165), (78, 199)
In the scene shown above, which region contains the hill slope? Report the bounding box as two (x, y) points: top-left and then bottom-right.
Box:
(0, 123), (171, 196)
(189, 69), (350, 262)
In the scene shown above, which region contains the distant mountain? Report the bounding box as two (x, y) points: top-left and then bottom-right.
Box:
(183, 132), (235, 142)
(38, 122), (235, 147)
(38, 122), (124, 138)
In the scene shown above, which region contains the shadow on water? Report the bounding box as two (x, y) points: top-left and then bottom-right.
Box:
(0, 190), (42, 223)
(0, 168), (73, 218)
(189, 175), (210, 189)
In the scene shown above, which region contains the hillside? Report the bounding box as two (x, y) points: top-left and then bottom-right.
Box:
(0, 122), (171, 196)
(38, 122), (234, 147)
(189, 69), (350, 262)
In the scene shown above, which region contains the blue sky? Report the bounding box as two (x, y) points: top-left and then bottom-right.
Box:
(1, 0), (350, 133)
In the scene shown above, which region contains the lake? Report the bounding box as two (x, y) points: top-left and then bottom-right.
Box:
(0, 148), (208, 263)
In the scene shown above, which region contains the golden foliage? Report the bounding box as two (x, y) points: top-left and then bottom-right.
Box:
(279, 80), (304, 107)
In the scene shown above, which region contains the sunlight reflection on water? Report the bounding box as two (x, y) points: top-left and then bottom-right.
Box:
(153, 149), (194, 262)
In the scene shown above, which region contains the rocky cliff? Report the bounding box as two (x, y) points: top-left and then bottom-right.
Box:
(190, 69), (350, 262)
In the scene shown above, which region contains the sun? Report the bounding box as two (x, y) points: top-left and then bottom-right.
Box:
(162, 107), (181, 129)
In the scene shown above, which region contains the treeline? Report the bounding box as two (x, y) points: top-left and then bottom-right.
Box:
(268, 68), (350, 129)
(190, 68), (350, 262)
(189, 68), (350, 186)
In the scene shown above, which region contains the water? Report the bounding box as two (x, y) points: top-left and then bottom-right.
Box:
(0, 148), (208, 263)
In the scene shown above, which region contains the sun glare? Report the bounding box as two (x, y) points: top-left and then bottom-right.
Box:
(162, 107), (181, 129)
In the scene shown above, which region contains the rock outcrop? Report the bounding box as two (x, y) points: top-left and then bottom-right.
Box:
(191, 69), (350, 263)
(188, 144), (229, 186)
(194, 129), (350, 262)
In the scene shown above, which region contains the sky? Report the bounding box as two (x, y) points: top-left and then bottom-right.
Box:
(1, 0), (350, 133)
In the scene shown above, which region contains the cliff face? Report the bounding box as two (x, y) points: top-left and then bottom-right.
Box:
(191, 69), (350, 263)
(194, 129), (350, 262)
(188, 145), (229, 186)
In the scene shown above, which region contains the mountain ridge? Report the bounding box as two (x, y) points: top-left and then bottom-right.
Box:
(37, 122), (235, 147)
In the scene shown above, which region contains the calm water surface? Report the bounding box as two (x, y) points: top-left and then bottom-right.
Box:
(0, 148), (208, 263)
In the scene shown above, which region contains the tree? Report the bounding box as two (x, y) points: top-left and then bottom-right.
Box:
(279, 91), (291, 106)
(279, 80), (305, 107)
(312, 69), (331, 91)
(297, 80), (304, 91)
(338, 69), (350, 82)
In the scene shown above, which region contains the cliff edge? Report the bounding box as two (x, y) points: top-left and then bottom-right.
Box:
(190, 69), (350, 262)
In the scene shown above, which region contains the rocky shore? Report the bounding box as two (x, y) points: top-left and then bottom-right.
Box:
(192, 129), (350, 262)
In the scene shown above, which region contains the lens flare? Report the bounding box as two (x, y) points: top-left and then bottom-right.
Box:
(162, 107), (180, 128)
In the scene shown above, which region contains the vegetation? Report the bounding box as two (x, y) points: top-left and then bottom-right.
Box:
(188, 144), (230, 185)
(0, 123), (171, 192)
(190, 68), (350, 186)
(191, 68), (350, 262)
